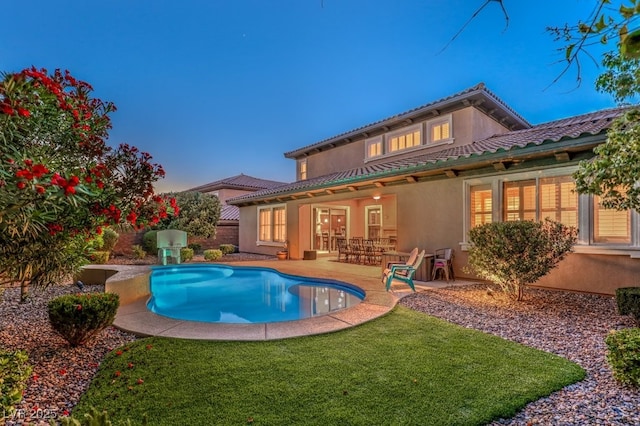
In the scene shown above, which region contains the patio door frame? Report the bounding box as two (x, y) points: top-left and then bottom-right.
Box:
(310, 204), (350, 253)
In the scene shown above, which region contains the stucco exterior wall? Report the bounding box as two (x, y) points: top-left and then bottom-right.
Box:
(393, 178), (464, 273)
(468, 107), (512, 142)
(299, 107), (512, 179)
(305, 139), (366, 179)
(534, 253), (640, 295)
(238, 205), (263, 254)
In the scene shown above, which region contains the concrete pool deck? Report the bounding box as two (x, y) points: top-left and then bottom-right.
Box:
(86, 258), (472, 341)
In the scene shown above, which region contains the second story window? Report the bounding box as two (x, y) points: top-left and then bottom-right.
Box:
(298, 158), (307, 181)
(427, 115), (453, 143)
(365, 136), (383, 159)
(387, 124), (422, 154)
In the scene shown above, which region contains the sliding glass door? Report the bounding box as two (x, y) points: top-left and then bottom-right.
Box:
(312, 207), (347, 253)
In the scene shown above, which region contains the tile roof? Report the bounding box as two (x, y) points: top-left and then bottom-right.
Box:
(229, 106), (629, 205)
(284, 83), (531, 159)
(186, 173), (288, 193)
(219, 204), (239, 221)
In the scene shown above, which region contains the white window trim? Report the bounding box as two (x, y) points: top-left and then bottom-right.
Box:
(365, 205), (383, 239)
(363, 116), (454, 163)
(364, 135), (384, 160)
(460, 166), (640, 256)
(256, 204), (287, 247)
(426, 114), (454, 145)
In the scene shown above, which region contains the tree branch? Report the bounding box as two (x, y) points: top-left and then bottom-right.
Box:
(438, 0), (509, 54)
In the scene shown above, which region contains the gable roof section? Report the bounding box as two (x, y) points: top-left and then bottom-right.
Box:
(186, 173), (288, 193)
(229, 107), (628, 206)
(284, 83), (531, 159)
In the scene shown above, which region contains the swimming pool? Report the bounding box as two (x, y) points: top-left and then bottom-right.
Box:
(147, 264), (365, 324)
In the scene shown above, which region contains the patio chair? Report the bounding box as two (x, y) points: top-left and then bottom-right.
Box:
(362, 239), (376, 264)
(384, 247), (419, 270)
(336, 238), (349, 262)
(349, 238), (362, 263)
(382, 250), (426, 291)
(432, 248), (454, 282)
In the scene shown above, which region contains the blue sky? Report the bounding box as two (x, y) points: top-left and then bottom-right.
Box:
(2, 0), (615, 192)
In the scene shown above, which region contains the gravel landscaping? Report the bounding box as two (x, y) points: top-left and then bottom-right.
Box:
(0, 284), (137, 425)
(1, 272), (638, 425)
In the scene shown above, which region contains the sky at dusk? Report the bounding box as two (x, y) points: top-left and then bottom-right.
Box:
(2, 0), (617, 192)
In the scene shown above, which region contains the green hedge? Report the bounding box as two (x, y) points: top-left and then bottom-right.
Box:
(606, 328), (640, 387)
(0, 350), (31, 417)
(48, 293), (120, 346)
(616, 287), (640, 326)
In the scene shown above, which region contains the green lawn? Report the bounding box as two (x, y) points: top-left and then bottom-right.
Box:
(74, 307), (585, 425)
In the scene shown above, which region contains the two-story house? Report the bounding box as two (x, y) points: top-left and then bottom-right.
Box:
(228, 83), (638, 295)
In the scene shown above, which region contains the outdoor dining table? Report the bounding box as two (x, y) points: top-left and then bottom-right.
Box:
(381, 251), (434, 282)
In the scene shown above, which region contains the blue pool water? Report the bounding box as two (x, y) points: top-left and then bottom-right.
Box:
(147, 264), (365, 324)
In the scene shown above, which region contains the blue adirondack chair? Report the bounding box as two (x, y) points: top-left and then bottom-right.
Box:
(383, 250), (426, 291)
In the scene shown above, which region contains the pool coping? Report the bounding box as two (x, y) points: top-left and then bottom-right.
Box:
(84, 261), (405, 341)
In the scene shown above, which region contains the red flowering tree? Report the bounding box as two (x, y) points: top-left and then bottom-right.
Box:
(0, 67), (176, 301)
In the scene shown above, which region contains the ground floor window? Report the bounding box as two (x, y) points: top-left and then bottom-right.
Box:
(258, 205), (286, 244)
(470, 184), (492, 228)
(594, 194), (630, 244)
(465, 168), (636, 248)
(503, 179), (537, 221)
(500, 177), (578, 226)
(539, 176), (578, 227)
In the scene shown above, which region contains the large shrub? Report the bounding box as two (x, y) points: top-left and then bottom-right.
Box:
(0, 350), (32, 417)
(154, 191), (220, 239)
(0, 68), (172, 302)
(616, 287), (640, 326)
(48, 292), (119, 346)
(605, 328), (640, 387)
(466, 219), (577, 301)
